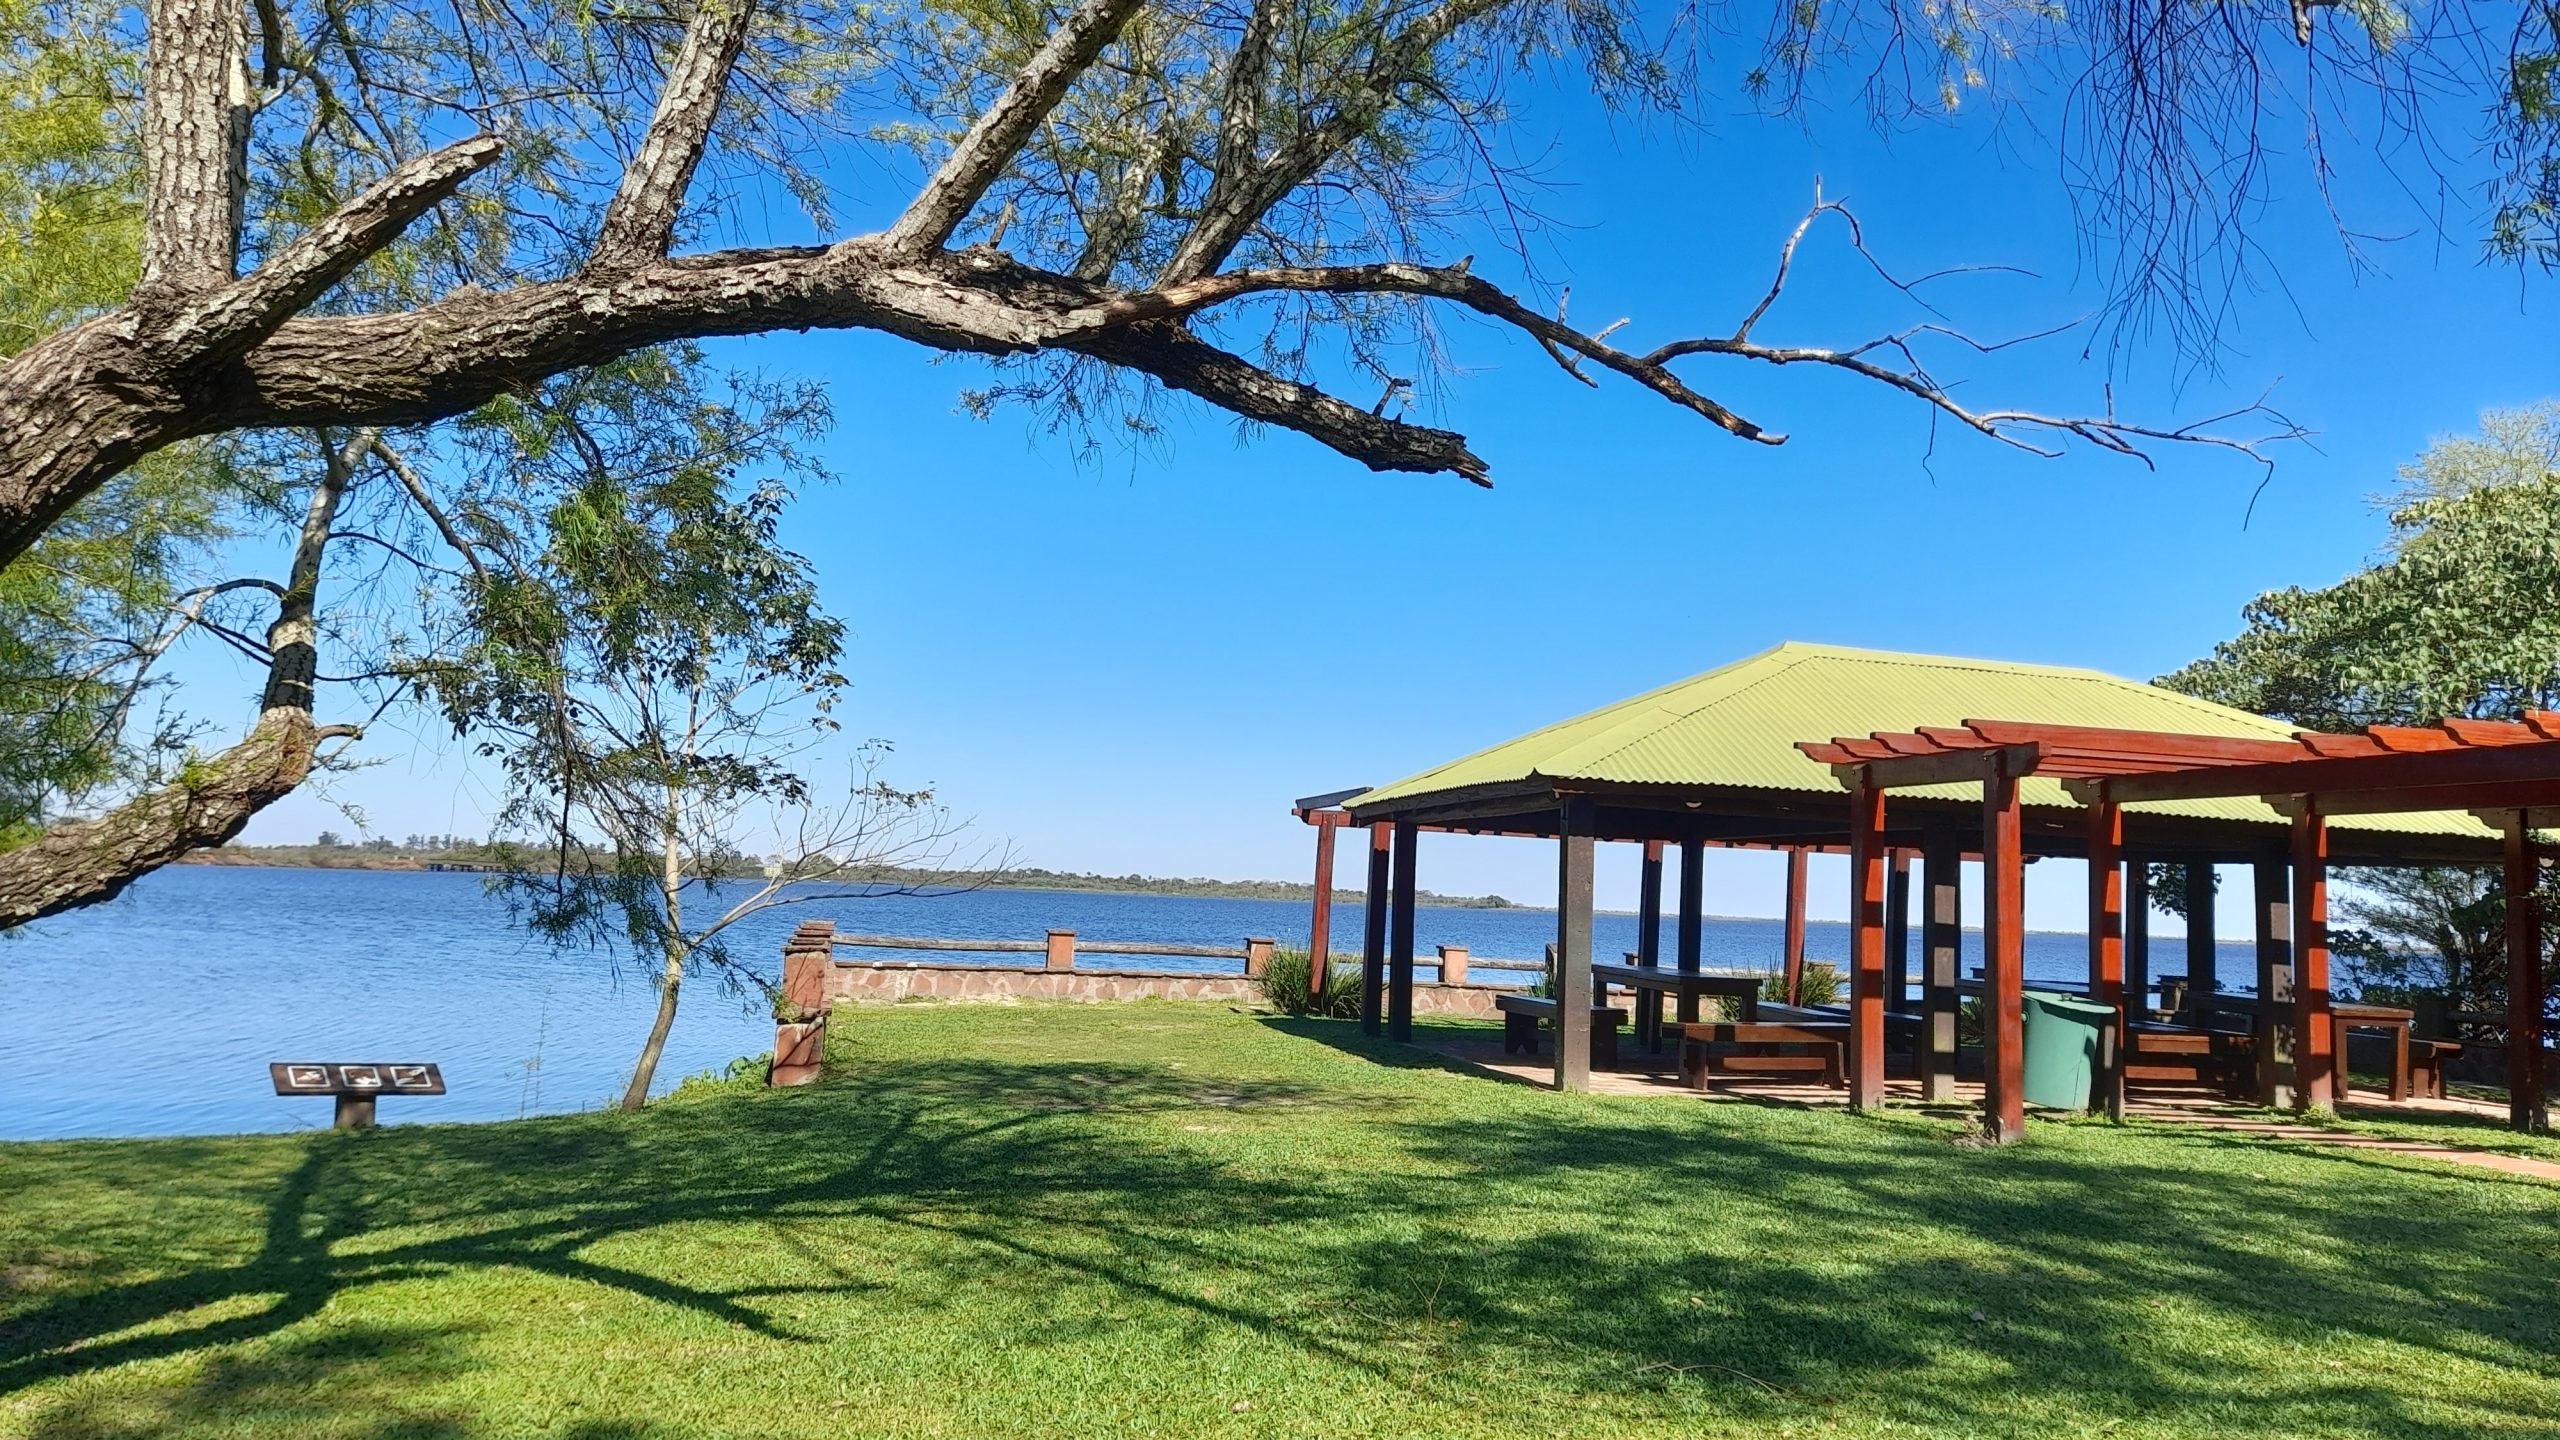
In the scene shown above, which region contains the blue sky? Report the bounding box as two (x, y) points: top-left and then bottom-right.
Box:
(235, 56), (2556, 936)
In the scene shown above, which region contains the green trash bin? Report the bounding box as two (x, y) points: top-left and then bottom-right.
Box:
(2020, 989), (2117, 1110)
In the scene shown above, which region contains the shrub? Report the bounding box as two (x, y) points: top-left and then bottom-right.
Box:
(1261, 947), (1362, 1017)
(1756, 961), (1843, 1006)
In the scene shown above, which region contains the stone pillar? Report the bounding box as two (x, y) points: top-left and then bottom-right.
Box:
(1243, 936), (1275, 979)
(1045, 929), (1076, 972)
(1437, 944), (1469, 986)
(771, 919), (836, 1087)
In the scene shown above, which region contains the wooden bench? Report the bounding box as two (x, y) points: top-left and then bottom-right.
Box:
(2407, 1037), (2462, 1099)
(2123, 1023), (2254, 1099)
(1494, 994), (1627, 1070)
(1669, 1020), (1849, 1090)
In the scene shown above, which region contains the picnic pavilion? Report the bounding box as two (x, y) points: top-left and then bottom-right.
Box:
(1297, 643), (2554, 1138)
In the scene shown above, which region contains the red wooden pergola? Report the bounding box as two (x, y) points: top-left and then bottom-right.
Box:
(1800, 716), (2559, 1139)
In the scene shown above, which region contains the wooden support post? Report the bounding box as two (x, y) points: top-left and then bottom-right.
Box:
(1307, 817), (1339, 969)
(2187, 862), (2219, 995)
(1920, 826), (1963, 1103)
(2254, 849), (2295, 1110)
(1982, 758), (2027, 1143)
(2290, 808), (2334, 1111)
(2126, 860), (2152, 1019)
(1554, 798), (1598, 1092)
(2087, 796), (2126, 1121)
(1045, 929), (1076, 972)
(1847, 776), (1889, 1109)
(1244, 937), (1275, 980)
(1676, 835), (1705, 1025)
(1782, 846), (1809, 1005)
(1388, 820), (1418, 1040)
(334, 1093), (377, 1129)
(1637, 841), (1665, 967)
(1436, 944), (1469, 986)
(2504, 812), (2547, 1132)
(1360, 823), (1390, 1035)
(1885, 850), (1913, 1013)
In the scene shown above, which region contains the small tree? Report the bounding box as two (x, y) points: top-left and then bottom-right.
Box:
(417, 399), (978, 1108)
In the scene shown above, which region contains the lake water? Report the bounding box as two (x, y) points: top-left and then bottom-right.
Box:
(0, 865), (2263, 1140)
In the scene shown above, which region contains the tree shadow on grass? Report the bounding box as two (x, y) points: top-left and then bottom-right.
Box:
(5, 1020), (2558, 1438)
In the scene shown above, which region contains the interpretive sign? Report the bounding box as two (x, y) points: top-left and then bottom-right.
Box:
(268, 1061), (445, 1127)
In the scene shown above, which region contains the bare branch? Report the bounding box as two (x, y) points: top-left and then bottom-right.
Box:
(591, 0), (758, 268)
(1066, 319), (1491, 484)
(883, 0), (1152, 253)
(160, 133), (503, 359)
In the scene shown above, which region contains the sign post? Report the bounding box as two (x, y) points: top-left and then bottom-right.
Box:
(269, 1062), (446, 1128)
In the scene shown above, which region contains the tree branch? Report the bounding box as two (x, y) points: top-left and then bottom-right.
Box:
(0, 710), (320, 927)
(882, 0), (1152, 253)
(159, 133), (503, 359)
(1159, 0), (1509, 283)
(591, 0), (758, 268)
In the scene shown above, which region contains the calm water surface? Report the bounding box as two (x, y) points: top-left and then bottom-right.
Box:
(0, 865), (2260, 1140)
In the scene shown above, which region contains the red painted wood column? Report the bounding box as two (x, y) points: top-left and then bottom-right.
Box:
(1307, 816), (1339, 970)
(1847, 776), (1889, 1108)
(1783, 846), (1809, 1006)
(2504, 812), (2547, 1132)
(1359, 822), (1390, 1035)
(1982, 758), (2027, 1143)
(2086, 792), (2126, 1120)
(2290, 808), (2335, 1110)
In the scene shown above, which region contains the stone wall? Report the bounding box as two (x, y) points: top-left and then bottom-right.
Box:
(821, 958), (1523, 1017)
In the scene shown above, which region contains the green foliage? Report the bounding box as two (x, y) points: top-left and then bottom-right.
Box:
(2161, 405), (2560, 1015)
(1761, 960), (1842, 1006)
(2162, 404), (2560, 730)
(1259, 946), (1360, 1018)
(1, 1003), (2555, 1435)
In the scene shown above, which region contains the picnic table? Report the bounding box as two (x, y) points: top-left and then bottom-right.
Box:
(1591, 961), (1763, 1055)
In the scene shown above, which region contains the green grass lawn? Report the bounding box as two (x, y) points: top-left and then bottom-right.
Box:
(5, 1003), (2557, 1439)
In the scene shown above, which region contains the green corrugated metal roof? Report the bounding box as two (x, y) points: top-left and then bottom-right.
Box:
(1347, 642), (2492, 839)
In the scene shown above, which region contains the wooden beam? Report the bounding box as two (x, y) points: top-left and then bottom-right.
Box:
(1783, 846), (1808, 1004)
(2270, 777), (2560, 817)
(1837, 742), (2043, 792)
(2126, 857), (2152, 1016)
(2102, 737), (2560, 804)
(1554, 798), (1597, 1093)
(1885, 850), (1913, 1013)
(2254, 849), (2295, 1109)
(1847, 776), (1889, 1108)
(2186, 862), (2219, 994)
(2503, 812), (2547, 1132)
(1920, 826), (1963, 1103)
(1983, 761), (2027, 1143)
(1307, 818), (1338, 967)
(1360, 823), (1389, 1035)
(2088, 796), (2126, 1121)
(1961, 719), (2308, 762)
(1636, 840), (1664, 967)
(1388, 820), (1417, 1041)
(2291, 810), (2334, 1111)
